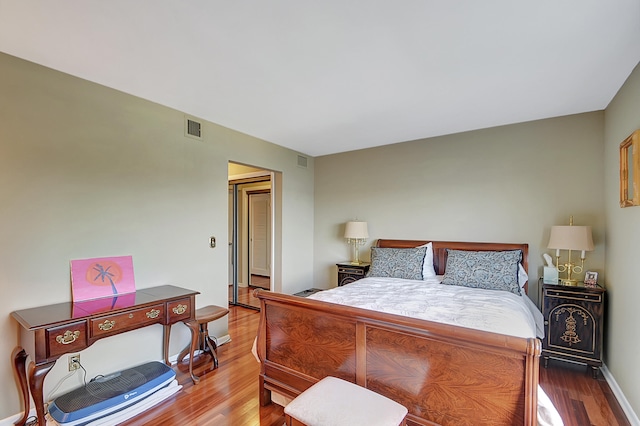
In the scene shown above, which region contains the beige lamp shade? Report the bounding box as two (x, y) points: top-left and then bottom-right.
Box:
(547, 226), (594, 251)
(344, 221), (369, 239)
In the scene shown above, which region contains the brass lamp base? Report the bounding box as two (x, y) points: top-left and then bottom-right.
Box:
(560, 279), (579, 286)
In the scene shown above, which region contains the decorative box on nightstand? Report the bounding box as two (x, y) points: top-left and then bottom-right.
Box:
(336, 262), (370, 286)
(542, 282), (605, 378)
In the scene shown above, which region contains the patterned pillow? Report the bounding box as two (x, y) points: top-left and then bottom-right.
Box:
(367, 247), (426, 280)
(441, 249), (522, 295)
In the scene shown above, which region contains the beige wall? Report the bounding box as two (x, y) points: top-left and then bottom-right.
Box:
(314, 112), (606, 306)
(0, 52), (314, 418)
(604, 61), (640, 420)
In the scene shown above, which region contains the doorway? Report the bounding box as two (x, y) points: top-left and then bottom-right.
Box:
(228, 163), (274, 310)
(249, 191), (271, 286)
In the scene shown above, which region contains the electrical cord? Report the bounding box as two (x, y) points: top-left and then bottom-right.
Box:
(79, 362), (88, 386)
(47, 360), (88, 403)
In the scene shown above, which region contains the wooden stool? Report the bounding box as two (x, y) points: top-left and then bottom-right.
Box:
(284, 377), (408, 426)
(177, 305), (229, 369)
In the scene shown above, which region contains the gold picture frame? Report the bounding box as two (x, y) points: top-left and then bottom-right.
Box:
(620, 130), (640, 207)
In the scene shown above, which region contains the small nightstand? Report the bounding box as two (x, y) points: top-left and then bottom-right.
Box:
(542, 282), (605, 378)
(336, 262), (370, 286)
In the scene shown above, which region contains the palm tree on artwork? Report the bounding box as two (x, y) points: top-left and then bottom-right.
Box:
(92, 264), (118, 295)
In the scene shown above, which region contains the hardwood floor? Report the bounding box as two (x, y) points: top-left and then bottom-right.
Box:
(228, 285), (262, 309)
(118, 306), (630, 426)
(250, 275), (270, 289)
(228, 275), (270, 309)
(540, 361), (631, 426)
(120, 306), (284, 426)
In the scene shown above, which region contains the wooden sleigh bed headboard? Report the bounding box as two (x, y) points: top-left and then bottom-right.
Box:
(376, 239), (530, 293)
(257, 239), (540, 426)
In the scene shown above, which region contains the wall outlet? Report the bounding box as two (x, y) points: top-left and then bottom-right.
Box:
(68, 354), (80, 371)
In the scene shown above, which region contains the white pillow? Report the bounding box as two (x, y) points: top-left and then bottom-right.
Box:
(518, 264), (528, 288)
(417, 242), (437, 280)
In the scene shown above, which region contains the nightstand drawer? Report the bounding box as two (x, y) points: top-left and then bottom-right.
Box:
(544, 289), (602, 303)
(337, 266), (366, 276)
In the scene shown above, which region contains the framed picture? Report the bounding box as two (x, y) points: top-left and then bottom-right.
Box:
(584, 271), (598, 287)
(620, 130), (640, 207)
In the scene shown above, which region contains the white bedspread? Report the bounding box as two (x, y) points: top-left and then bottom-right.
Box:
(309, 276), (539, 339)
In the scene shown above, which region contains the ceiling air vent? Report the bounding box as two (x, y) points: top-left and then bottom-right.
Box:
(297, 155), (308, 168)
(185, 116), (202, 140)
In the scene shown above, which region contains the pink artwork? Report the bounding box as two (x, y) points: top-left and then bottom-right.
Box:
(70, 256), (136, 302)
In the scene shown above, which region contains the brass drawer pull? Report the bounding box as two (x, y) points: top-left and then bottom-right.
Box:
(98, 320), (115, 331)
(146, 309), (160, 319)
(172, 304), (187, 315)
(56, 330), (80, 345)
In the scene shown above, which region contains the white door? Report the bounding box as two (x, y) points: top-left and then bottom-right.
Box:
(249, 193), (271, 277)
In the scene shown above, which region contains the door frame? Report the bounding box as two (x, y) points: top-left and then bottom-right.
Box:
(248, 190), (271, 280)
(243, 186), (271, 287)
(228, 167), (277, 309)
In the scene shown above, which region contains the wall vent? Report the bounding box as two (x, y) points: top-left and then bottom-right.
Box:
(297, 155), (308, 168)
(185, 116), (202, 140)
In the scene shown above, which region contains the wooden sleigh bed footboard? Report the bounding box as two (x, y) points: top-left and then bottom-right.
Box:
(256, 290), (541, 426)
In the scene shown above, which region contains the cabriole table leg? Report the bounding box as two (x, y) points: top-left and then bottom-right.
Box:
(12, 347), (29, 426)
(28, 361), (55, 426)
(184, 319), (200, 384)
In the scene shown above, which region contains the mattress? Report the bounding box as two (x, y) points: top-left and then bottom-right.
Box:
(308, 276), (543, 339)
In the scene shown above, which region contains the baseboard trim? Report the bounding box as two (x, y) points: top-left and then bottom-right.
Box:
(214, 334), (232, 346)
(0, 408), (36, 426)
(601, 363), (640, 425)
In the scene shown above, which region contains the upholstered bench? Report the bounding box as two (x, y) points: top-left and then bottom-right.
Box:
(284, 376), (408, 426)
(177, 305), (229, 369)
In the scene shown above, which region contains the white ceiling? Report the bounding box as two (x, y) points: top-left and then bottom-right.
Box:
(1, 1), (639, 157)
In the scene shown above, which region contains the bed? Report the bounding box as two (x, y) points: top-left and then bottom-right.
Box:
(256, 240), (543, 425)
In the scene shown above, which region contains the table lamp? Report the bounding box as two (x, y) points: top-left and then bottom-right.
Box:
(547, 216), (594, 286)
(344, 221), (368, 265)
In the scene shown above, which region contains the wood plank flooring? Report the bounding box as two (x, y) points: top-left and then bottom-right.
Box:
(120, 306), (284, 426)
(228, 285), (261, 309)
(228, 275), (270, 309)
(119, 306), (630, 426)
(540, 361), (631, 426)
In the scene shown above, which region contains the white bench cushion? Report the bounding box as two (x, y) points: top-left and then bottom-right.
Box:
(284, 377), (408, 426)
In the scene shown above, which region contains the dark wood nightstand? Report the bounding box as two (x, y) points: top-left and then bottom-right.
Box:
(336, 262), (370, 286)
(542, 282), (605, 378)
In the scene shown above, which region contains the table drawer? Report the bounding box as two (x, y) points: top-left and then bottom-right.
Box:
(46, 321), (87, 358)
(167, 298), (192, 323)
(90, 304), (165, 338)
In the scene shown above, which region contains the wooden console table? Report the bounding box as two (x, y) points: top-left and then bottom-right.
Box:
(11, 285), (201, 426)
